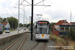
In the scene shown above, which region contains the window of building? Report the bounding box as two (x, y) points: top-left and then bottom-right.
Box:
(65, 27), (69, 30)
(60, 27), (64, 30)
(64, 21), (66, 23)
(73, 27), (75, 30)
(54, 25), (59, 31)
(60, 27), (64, 32)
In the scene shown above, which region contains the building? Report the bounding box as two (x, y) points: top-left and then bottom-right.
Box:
(2, 22), (8, 27)
(2, 22), (10, 28)
(70, 22), (75, 25)
(53, 20), (75, 37)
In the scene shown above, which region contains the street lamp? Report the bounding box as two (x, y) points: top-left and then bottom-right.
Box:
(13, 6), (26, 32)
(0, 13), (9, 23)
(18, 0), (20, 34)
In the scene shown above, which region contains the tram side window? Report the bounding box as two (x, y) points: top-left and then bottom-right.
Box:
(35, 25), (37, 28)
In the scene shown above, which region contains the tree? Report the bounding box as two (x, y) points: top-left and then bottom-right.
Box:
(0, 17), (3, 23)
(27, 23), (34, 28)
(19, 23), (23, 27)
(67, 27), (75, 41)
(7, 17), (18, 29)
(50, 22), (56, 32)
(27, 24), (30, 27)
(2, 18), (7, 22)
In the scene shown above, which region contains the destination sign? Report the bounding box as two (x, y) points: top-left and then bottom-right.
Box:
(38, 22), (47, 24)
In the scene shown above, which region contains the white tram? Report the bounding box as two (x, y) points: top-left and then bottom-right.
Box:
(33, 20), (50, 40)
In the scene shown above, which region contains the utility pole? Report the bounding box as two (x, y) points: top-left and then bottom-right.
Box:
(12, 20), (13, 29)
(13, 6), (25, 32)
(18, 0), (20, 34)
(31, 0), (34, 40)
(29, 16), (31, 23)
(23, 6), (25, 32)
(70, 11), (72, 23)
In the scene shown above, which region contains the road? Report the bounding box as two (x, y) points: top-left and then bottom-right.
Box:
(0, 32), (56, 50)
(0, 28), (29, 39)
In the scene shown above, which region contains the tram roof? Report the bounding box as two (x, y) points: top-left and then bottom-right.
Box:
(37, 20), (49, 22)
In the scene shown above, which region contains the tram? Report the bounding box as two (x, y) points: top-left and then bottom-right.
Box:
(33, 20), (50, 40)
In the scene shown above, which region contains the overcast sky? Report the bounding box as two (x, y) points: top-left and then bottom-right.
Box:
(0, 0), (75, 24)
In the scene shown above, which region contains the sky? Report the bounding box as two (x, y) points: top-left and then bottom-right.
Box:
(0, 0), (75, 24)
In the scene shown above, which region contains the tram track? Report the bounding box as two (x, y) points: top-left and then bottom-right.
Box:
(0, 32), (56, 50)
(41, 42), (47, 50)
(4, 33), (28, 50)
(29, 42), (47, 50)
(17, 34), (28, 50)
(29, 42), (39, 50)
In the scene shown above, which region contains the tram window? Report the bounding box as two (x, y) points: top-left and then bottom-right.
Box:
(38, 23), (47, 26)
(37, 27), (48, 34)
(36, 25), (37, 28)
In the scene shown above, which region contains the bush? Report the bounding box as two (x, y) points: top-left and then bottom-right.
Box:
(67, 27), (75, 41)
(3, 27), (5, 31)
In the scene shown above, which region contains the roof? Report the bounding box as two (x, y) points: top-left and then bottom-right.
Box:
(5, 23), (10, 28)
(37, 20), (49, 22)
(2, 22), (8, 26)
(55, 20), (68, 25)
(70, 22), (75, 25)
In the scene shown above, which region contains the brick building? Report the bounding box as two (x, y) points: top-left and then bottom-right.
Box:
(53, 20), (75, 36)
(70, 22), (75, 25)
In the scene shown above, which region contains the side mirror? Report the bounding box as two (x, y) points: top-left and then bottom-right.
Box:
(36, 25), (37, 28)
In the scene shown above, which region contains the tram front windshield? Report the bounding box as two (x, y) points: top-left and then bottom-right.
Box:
(36, 24), (49, 34)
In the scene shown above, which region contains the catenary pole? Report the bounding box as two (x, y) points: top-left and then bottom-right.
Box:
(18, 0), (20, 34)
(31, 0), (34, 40)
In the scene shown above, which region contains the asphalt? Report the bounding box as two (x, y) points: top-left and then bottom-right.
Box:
(0, 28), (28, 39)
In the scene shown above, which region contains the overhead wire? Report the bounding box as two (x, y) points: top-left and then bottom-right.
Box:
(37, 0), (46, 20)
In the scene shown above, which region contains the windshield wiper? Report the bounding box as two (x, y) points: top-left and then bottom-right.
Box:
(42, 29), (47, 34)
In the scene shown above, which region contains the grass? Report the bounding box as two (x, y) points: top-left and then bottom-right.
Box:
(3, 29), (17, 33)
(10, 29), (17, 32)
(50, 33), (75, 50)
(67, 40), (75, 50)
